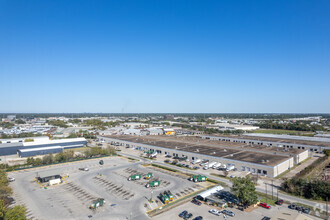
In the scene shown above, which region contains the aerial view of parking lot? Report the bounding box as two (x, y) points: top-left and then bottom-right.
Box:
(8, 155), (210, 220)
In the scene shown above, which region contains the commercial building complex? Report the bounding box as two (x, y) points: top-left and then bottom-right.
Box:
(201, 134), (330, 153)
(0, 136), (87, 157)
(103, 135), (309, 178)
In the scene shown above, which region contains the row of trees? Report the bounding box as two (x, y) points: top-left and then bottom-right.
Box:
(25, 146), (116, 166)
(0, 133), (42, 140)
(0, 122), (14, 129)
(0, 170), (26, 220)
(46, 120), (68, 128)
(281, 152), (329, 201)
(281, 178), (329, 201)
(257, 121), (325, 132)
(83, 119), (120, 130)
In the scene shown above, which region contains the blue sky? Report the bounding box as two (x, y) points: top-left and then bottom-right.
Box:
(0, 0), (329, 113)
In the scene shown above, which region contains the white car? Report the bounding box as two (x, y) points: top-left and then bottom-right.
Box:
(8, 177), (15, 182)
(209, 209), (221, 216)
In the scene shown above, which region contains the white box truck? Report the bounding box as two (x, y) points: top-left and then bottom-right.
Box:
(212, 162), (221, 169)
(192, 159), (201, 164)
(204, 162), (216, 170)
(226, 165), (235, 171)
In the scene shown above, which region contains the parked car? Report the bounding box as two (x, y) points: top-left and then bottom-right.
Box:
(222, 210), (235, 217)
(296, 206), (303, 212)
(165, 155), (172, 158)
(8, 177), (15, 182)
(183, 212), (193, 219)
(79, 167), (89, 171)
(179, 210), (188, 218)
(261, 217), (271, 220)
(192, 216), (203, 220)
(289, 203), (297, 209)
(191, 199), (202, 206)
(275, 199), (283, 205)
(259, 202), (271, 209)
(209, 209), (221, 216)
(193, 166), (200, 170)
(302, 207), (310, 214)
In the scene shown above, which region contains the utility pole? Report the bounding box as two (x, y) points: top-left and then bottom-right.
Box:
(326, 197), (328, 220)
(265, 183), (268, 204)
(271, 180), (274, 200)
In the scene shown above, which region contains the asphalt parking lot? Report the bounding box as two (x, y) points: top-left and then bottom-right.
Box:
(153, 199), (297, 220)
(9, 156), (205, 220)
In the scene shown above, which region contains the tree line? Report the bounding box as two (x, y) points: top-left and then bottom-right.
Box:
(281, 152), (329, 201)
(0, 146), (117, 172)
(256, 121), (325, 132)
(0, 170), (26, 220)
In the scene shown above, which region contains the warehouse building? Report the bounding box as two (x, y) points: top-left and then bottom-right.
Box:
(103, 135), (309, 178)
(0, 137), (87, 156)
(17, 146), (63, 157)
(201, 134), (330, 153)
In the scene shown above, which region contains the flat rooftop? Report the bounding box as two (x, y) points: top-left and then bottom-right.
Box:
(107, 135), (302, 166)
(205, 134), (330, 148)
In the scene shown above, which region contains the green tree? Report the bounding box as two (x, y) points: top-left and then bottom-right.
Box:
(33, 158), (42, 166)
(231, 176), (258, 207)
(0, 200), (6, 219)
(4, 205), (26, 220)
(15, 119), (25, 124)
(42, 154), (54, 165)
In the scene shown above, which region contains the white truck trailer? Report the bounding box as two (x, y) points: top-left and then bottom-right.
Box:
(226, 165), (235, 171)
(212, 162), (221, 169)
(191, 159), (201, 164)
(204, 161), (217, 170)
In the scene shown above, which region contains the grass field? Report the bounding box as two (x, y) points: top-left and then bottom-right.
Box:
(252, 129), (315, 136)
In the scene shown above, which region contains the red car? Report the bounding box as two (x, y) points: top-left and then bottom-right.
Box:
(259, 202), (271, 209)
(191, 199), (202, 206)
(275, 200), (283, 205)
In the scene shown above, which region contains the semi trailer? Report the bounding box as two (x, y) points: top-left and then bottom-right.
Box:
(90, 198), (105, 210)
(189, 175), (207, 182)
(164, 190), (174, 201)
(160, 192), (169, 204)
(191, 159), (201, 164)
(146, 180), (160, 188)
(212, 162), (221, 169)
(128, 174), (142, 181)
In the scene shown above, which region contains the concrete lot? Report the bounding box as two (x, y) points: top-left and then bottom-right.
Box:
(9, 156), (204, 220)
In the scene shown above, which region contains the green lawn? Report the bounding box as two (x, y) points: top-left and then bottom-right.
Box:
(252, 129), (314, 136)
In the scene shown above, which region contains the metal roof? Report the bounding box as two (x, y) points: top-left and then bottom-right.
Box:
(18, 146), (63, 153)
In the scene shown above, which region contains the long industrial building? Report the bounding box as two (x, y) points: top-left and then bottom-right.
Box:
(103, 135), (309, 178)
(0, 136), (87, 157)
(200, 134), (330, 153)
